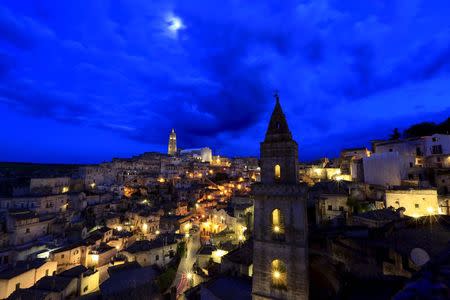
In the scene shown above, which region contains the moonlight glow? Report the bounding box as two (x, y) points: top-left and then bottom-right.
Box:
(167, 14), (184, 34)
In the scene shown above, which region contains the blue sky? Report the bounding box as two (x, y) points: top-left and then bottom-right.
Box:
(0, 0), (449, 163)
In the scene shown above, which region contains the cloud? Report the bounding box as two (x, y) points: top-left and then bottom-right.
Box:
(0, 6), (54, 49)
(0, 0), (449, 162)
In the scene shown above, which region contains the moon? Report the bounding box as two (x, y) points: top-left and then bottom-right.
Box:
(167, 15), (184, 34)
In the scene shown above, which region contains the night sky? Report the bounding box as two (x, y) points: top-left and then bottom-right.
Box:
(1, 1), (449, 163)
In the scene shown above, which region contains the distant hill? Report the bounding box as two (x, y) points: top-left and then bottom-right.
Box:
(0, 162), (84, 178)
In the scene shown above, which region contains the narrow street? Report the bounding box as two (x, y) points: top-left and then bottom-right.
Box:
(171, 230), (203, 296)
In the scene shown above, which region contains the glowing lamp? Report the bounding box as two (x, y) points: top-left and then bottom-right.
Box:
(91, 254), (99, 264)
(427, 207), (434, 214)
(273, 270), (281, 279)
(186, 272), (193, 280)
(273, 225), (280, 233)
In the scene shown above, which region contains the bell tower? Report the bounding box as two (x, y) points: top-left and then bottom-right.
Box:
(260, 92), (298, 184)
(252, 93), (308, 300)
(168, 128), (177, 156)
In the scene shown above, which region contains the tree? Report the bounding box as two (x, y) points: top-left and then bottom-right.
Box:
(437, 117), (450, 134)
(404, 122), (438, 138)
(389, 128), (401, 140)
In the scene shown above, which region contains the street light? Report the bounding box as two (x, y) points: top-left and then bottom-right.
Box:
(186, 272), (193, 280)
(186, 271), (194, 286)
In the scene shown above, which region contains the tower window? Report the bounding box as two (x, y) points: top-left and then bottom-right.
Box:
(274, 164), (281, 180)
(271, 209), (285, 239)
(271, 259), (287, 289)
(276, 122), (280, 129)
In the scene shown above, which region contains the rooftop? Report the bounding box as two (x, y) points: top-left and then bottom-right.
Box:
(0, 259), (47, 279)
(8, 210), (39, 220)
(34, 275), (75, 292)
(222, 241), (253, 266)
(380, 215), (450, 257)
(203, 276), (252, 300)
(197, 245), (217, 255)
(51, 241), (86, 254)
(101, 263), (159, 297)
(8, 288), (52, 300)
(124, 234), (177, 253)
(354, 208), (405, 222)
(59, 265), (96, 278)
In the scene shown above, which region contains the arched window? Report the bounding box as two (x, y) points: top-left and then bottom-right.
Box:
(274, 164), (281, 180)
(271, 259), (287, 288)
(271, 209), (285, 238)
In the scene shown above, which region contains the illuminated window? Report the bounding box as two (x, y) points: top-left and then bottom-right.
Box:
(272, 209), (285, 238)
(271, 259), (287, 288)
(274, 164), (281, 180)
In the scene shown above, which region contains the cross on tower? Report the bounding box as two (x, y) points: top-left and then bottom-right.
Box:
(273, 90), (280, 103)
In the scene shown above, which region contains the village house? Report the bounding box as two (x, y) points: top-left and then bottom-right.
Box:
(0, 259), (57, 299)
(50, 242), (89, 272)
(316, 194), (350, 225)
(121, 234), (179, 267)
(6, 211), (53, 246)
(385, 188), (440, 217)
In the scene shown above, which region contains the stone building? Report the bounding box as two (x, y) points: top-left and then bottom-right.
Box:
(121, 234), (178, 267)
(363, 152), (415, 186)
(252, 95), (308, 300)
(316, 194), (350, 225)
(6, 211), (53, 246)
(0, 259), (57, 299)
(168, 128), (177, 156)
(385, 188), (440, 217)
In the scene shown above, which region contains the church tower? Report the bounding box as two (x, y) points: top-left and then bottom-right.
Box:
(168, 128), (177, 156)
(252, 93), (308, 300)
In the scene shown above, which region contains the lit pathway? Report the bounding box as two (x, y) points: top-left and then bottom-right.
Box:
(170, 230), (203, 297)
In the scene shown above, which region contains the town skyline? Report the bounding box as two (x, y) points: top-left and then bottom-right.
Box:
(1, 111), (448, 165)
